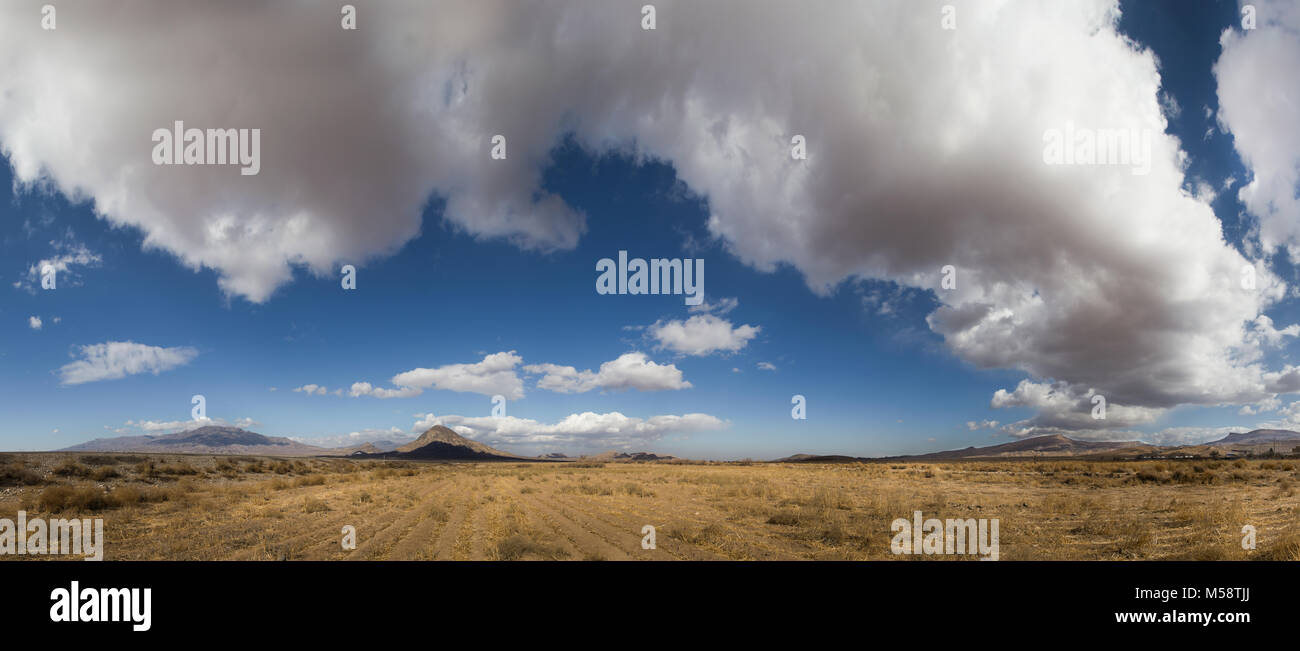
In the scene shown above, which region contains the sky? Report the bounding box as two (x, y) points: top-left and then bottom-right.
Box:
(1, 0), (1299, 458)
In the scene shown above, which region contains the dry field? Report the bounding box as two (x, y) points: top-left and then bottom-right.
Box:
(3, 452), (1300, 560)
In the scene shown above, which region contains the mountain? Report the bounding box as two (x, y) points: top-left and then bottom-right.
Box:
(900, 434), (1145, 460)
(343, 442), (381, 456)
(1209, 429), (1300, 446)
(772, 453), (868, 463)
(390, 425), (522, 461)
(772, 434), (1146, 463)
(1199, 429), (1300, 456)
(62, 426), (331, 456)
(584, 450), (679, 462)
(771, 453), (819, 463)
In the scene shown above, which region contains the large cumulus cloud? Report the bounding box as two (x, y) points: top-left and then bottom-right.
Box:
(1216, 0), (1300, 260)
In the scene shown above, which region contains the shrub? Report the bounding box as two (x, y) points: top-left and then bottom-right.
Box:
(91, 466), (121, 481)
(52, 460), (92, 478)
(495, 535), (566, 560)
(35, 484), (179, 512)
(302, 499), (330, 513)
(78, 455), (121, 466)
(0, 462), (43, 486)
(37, 486), (111, 511)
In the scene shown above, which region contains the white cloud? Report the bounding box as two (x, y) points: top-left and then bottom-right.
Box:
(1238, 395), (1281, 416)
(13, 239), (101, 293)
(0, 2), (587, 303)
(965, 420), (1000, 431)
(524, 352), (690, 393)
(1216, 1), (1300, 260)
(756, 361), (776, 371)
(1144, 426), (1242, 447)
(688, 296), (738, 315)
(412, 410), (727, 452)
(349, 383), (414, 399)
(1247, 314), (1300, 348)
(292, 384), (329, 396)
(991, 380), (1164, 436)
(122, 418), (211, 434)
(58, 341), (198, 385)
(28, 316), (41, 330)
(648, 314), (760, 356)
(292, 427), (414, 449)
(353, 351), (525, 399)
(348, 382), (422, 399)
(117, 416), (257, 435)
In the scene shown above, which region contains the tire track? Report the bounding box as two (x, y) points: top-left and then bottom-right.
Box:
(545, 493), (677, 560)
(387, 498), (455, 560)
(550, 493), (725, 560)
(519, 493), (631, 561)
(342, 477), (454, 560)
(432, 489), (472, 560)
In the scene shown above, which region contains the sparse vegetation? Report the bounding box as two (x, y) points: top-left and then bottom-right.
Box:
(2, 453), (1296, 560)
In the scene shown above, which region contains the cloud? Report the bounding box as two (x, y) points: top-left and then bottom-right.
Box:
(13, 239), (101, 293)
(756, 361), (776, 371)
(348, 382), (422, 399)
(0, 1), (587, 303)
(1216, 0), (1300, 259)
(1247, 314), (1300, 347)
(347, 383), (413, 399)
(353, 351), (525, 399)
(648, 314), (760, 356)
(688, 296), (738, 315)
(411, 410), (727, 452)
(991, 380), (1165, 438)
(1238, 396), (1280, 416)
(28, 316), (41, 330)
(292, 427), (414, 449)
(524, 352), (690, 393)
(1, 0), (1293, 430)
(1143, 426), (1242, 447)
(117, 415), (258, 435)
(292, 384), (329, 396)
(965, 420), (1000, 431)
(58, 341), (198, 385)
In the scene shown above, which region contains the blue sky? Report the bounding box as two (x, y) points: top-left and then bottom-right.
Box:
(2, 1), (1299, 458)
(1, 142), (1005, 457)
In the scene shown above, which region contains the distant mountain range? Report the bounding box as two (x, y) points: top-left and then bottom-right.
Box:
(62, 426), (337, 456)
(60, 424), (524, 460)
(582, 450), (679, 462)
(775, 429), (1300, 462)
(1207, 429), (1300, 446)
(55, 426), (1300, 462)
(899, 434), (1145, 460)
(56, 423), (684, 463)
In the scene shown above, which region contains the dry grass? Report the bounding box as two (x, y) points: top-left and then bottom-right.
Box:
(2, 453), (1298, 560)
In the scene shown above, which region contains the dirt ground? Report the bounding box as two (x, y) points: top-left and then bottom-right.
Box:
(3, 453), (1299, 560)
